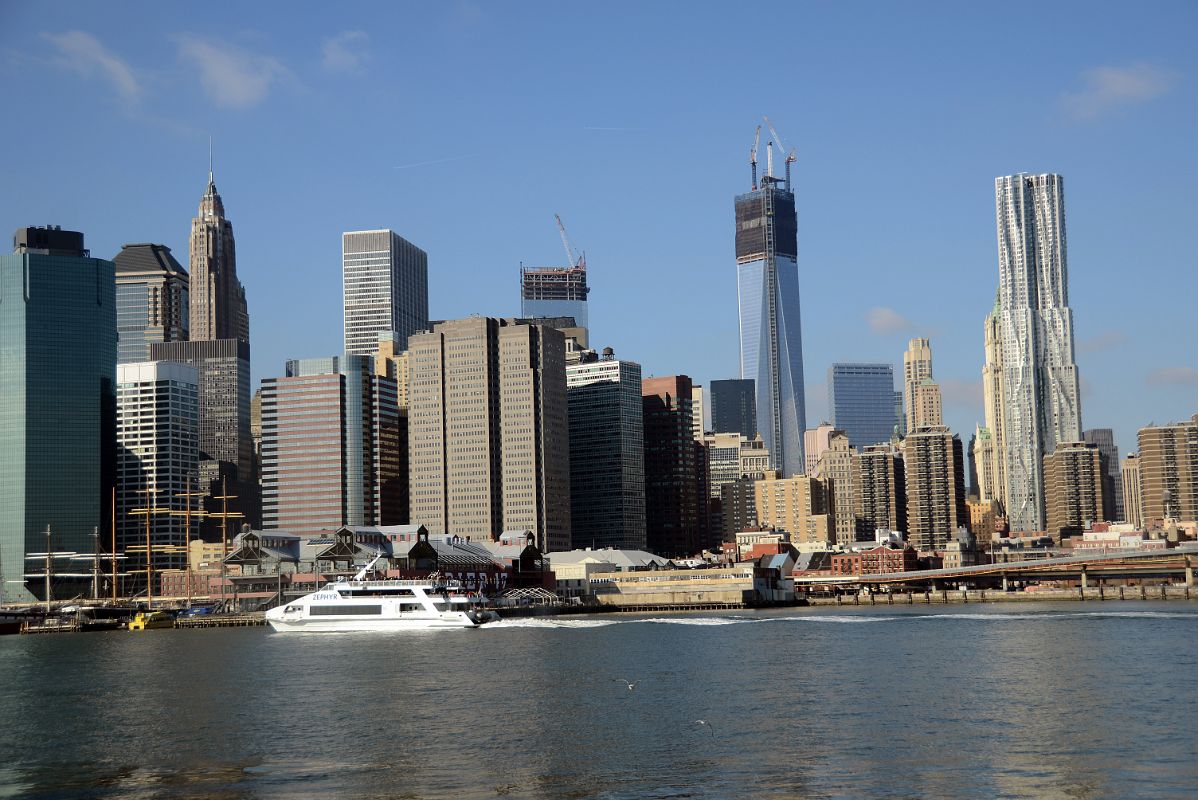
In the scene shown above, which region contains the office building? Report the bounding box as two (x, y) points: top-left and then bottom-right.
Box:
(804, 422), (836, 476)
(1043, 441), (1106, 541)
(151, 339), (256, 533)
(113, 243), (188, 363)
(260, 355), (403, 536)
(566, 354), (646, 550)
(710, 378), (757, 438)
(408, 317), (571, 551)
(643, 376), (703, 556)
(115, 361), (199, 594)
(816, 431), (859, 545)
(903, 338), (934, 432)
(704, 433), (771, 499)
(994, 173), (1083, 531)
(691, 385), (705, 440)
(373, 331), (410, 409)
(520, 263), (589, 331)
(904, 425), (968, 552)
(856, 444), (906, 539)
(190, 170), (248, 343)
(753, 472), (834, 546)
(979, 292), (1007, 510)
(1136, 415), (1198, 523)
(828, 363), (900, 450)
(1121, 454), (1143, 529)
(1083, 428), (1123, 522)
(343, 230), (428, 357)
(909, 380), (943, 430)
(1, 227), (116, 601)
(735, 146), (807, 476)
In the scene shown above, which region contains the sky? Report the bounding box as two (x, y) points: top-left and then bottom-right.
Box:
(2, 1), (1196, 456)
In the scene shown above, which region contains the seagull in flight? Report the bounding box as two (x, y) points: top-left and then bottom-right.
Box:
(695, 719), (715, 737)
(613, 678), (639, 691)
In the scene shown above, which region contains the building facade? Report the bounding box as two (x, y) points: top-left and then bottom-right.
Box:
(408, 317), (571, 551)
(735, 164), (806, 476)
(1083, 427), (1123, 522)
(343, 230), (429, 357)
(1043, 441), (1106, 541)
(903, 425), (968, 552)
(753, 472), (833, 546)
(804, 422), (836, 476)
(994, 173), (1083, 532)
(1121, 454), (1143, 529)
(116, 361), (199, 594)
(856, 443), (907, 539)
(520, 265), (589, 331)
(260, 355), (403, 537)
(1, 227), (117, 601)
(710, 378), (757, 438)
(903, 338), (934, 432)
(642, 376), (703, 556)
(816, 431), (859, 545)
(1136, 415), (1198, 523)
(704, 432), (771, 499)
(566, 355), (646, 550)
(189, 172), (248, 343)
(828, 363), (900, 450)
(113, 243), (188, 364)
(979, 292), (1007, 512)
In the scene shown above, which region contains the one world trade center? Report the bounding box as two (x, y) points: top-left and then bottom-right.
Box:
(735, 134), (807, 476)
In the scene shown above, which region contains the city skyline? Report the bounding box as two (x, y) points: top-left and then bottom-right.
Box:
(1, 3), (1195, 457)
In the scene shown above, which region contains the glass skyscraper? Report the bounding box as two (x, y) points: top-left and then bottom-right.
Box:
(1, 227), (116, 601)
(735, 166), (806, 476)
(710, 378), (757, 437)
(827, 363), (901, 450)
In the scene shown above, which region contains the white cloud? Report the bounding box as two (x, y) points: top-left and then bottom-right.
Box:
(322, 31), (369, 73)
(178, 36), (291, 109)
(1062, 64), (1175, 121)
(43, 31), (140, 103)
(1146, 367), (1198, 387)
(866, 307), (916, 335)
(1077, 330), (1128, 355)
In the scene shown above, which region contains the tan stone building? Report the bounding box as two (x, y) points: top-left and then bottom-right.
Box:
(967, 498), (1002, 543)
(1121, 454), (1143, 529)
(909, 379), (943, 429)
(903, 337), (934, 432)
(691, 385), (705, 441)
(754, 472), (834, 546)
(904, 426), (968, 552)
(373, 331), (410, 409)
(816, 431), (858, 545)
(407, 317), (571, 551)
(856, 444), (906, 537)
(979, 296), (1007, 511)
(704, 432), (771, 498)
(1043, 441), (1106, 540)
(1137, 414), (1198, 523)
(804, 422), (836, 476)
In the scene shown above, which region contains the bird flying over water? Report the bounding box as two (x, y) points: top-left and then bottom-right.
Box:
(613, 678), (639, 691)
(695, 719), (715, 737)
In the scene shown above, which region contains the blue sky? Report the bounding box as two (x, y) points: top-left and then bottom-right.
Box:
(2, 1), (1195, 456)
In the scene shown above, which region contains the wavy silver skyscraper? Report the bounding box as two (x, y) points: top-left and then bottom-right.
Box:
(735, 135), (806, 475)
(994, 173), (1082, 532)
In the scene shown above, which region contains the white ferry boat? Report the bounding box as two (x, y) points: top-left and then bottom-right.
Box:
(266, 560), (497, 632)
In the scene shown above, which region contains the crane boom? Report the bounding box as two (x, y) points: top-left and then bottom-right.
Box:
(750, 124), (761, 189)
(554, 213), (583, 270)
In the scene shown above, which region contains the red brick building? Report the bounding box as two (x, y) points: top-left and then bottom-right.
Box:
(830, 545), (918, 576)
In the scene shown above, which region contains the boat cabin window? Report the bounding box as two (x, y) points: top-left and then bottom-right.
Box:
(309, 605), (383, 616)
(398, 602), (423, 613)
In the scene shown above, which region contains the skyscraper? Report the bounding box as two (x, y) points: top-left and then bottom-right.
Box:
(1043, 441), (1105, 541)
(735, 144), (806, 475)
(903, 338), (933, 432)
(904, 426), (968, 552)
(1083, 427), (1123, 522)
(260, 355), (403, 536)
(994, 173), (1082, 531)
(816, 431), (860, 545)
(408, 317), (571, 551)
(710, 378), (757, 439)
(116, 361), (199, 594)
(189, 171), (248, 343)
(566, 353), (646, 550)
(642, 376), (702, 556)
(1121, 454), (1143, 529)
(1, 227), (116, 601)
(1136, 414), (1198, 523)
(113, 243), (188, 363)
(828, 363), (900, 450)
(979, 292), (1007, 512)
(343, 230), (428, 356)
(520, 267), (589, 330)
(856, 443), (907, 538)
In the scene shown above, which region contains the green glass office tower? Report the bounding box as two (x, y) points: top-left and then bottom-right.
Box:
(1, 227), (116, 601)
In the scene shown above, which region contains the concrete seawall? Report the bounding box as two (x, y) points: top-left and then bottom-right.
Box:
(808, 584), (1196, 605)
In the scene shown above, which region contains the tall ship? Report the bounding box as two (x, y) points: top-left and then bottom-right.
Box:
(265, 561), (496, 632)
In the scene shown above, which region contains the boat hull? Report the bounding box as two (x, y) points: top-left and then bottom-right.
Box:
(266, 613), (481, 633)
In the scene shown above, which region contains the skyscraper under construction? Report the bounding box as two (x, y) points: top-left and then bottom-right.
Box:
(520, 214), (590, 332)
(735, 127), (807, 476)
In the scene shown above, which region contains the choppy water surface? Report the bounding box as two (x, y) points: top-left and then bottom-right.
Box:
(1, 601), (1195, 799)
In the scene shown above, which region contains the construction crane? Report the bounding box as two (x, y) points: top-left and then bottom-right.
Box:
(762, 115), (797, 188)
(554, 213), (585, 270)
(749, 124), (761, 189)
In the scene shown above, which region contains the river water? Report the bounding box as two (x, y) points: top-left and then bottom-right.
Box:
(0, 601), (1195, 799)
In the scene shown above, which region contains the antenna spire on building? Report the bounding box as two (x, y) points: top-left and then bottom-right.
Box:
(208, 135), (214, 184)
